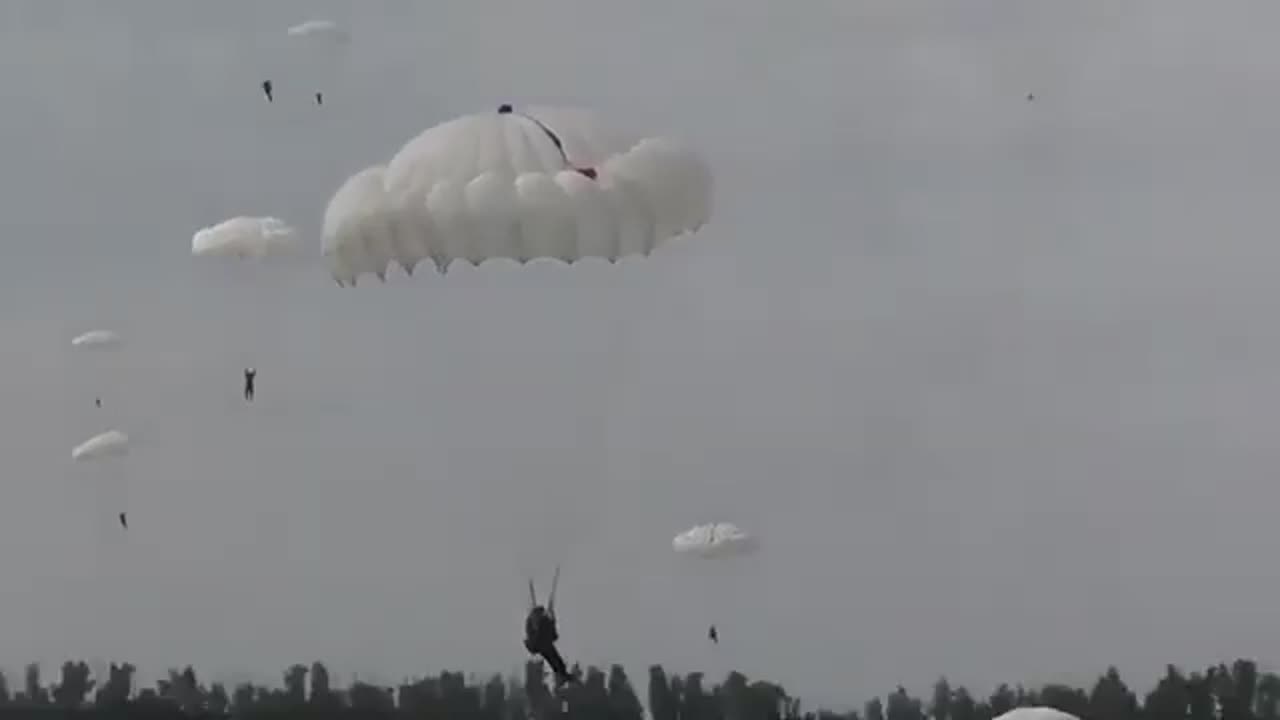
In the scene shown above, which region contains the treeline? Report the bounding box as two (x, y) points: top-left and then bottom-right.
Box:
(0, 657), (1271, 720)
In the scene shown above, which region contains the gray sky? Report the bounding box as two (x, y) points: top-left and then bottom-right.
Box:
(1, 0), (1278, 709)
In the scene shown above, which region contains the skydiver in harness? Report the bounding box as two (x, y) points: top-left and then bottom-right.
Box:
(525, 565), (576, 688)
(262, 80), (274, 103)
(244, 368), (256, 401)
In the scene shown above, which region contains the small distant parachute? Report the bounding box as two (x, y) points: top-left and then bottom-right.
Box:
(71, 330), (122, 350)
(72, 431), (132, 529)
(191, 217), (303, 367)
(286, 19), (350, 44)
(72, 430), (130, 461)
(192, 216), (300, 260)
(672, 522), (758, 558)
(994, 709), (1079, 720)
(674, 523), (758, 639)
(321, 104), (713, 286)
(284, 20), (350, 104)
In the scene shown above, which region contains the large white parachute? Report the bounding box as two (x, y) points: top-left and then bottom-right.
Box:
(71, 330), (122, 350)
(673, 522), (759, 558)
(321, 104), (714, 286)
(72, 430), (130, 461)
(192, 216), (300, 260)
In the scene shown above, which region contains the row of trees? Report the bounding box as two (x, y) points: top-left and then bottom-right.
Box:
(0, 657), (1271, 720)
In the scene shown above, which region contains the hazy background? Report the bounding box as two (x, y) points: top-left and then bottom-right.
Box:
(1, 0), (1278, 708)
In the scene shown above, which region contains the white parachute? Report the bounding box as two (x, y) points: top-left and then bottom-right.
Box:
(72, 430), (130, 461)
(673, 522), (759, 558)
(286, 19), (350, 44)
(318, 104), (715, 571)
(321, 104), (714, 286)
(71, 330), (122, 350)
(72, 430), (132, 529)
(192, 216), (300, 260)
(70, 329), (124, 407)
(673, 522), (759, 645)
(284, 19), (351, 102)
(994, 710), (1081, 720)
(191, 216), (303, 368)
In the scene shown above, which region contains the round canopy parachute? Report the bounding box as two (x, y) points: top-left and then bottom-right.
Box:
(72, 431), (130, 461)
(71, 330), (122, 350)
(192, 216), (300, 260)
(321, 104), (714, 286)
(994, 710), (1081, 720)
(673, 522), (759, 558)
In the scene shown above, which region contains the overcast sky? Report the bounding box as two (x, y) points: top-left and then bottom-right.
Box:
(1, 0), (1279, 709)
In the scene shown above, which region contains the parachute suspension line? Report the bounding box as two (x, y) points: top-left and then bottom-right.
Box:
(522, 113), (567, 160)
(497, 104), (597, 179)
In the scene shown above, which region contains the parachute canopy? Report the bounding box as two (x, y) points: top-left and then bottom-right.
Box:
(72, 431), (130, 461)
(192, 217), (300, 259)
(673, 523), (758, 558)
(994, 710), (1080, 720)
(286, 19), (350, 44)
(321, 104), (714, 286)
(71, 330), (122, 350)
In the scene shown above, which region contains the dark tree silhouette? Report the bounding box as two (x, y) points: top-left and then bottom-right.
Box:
(52, 660), (94, 707)
(0, 656), (1274, 720)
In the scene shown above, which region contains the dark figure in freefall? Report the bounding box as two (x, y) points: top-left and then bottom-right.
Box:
(244, 368), (256, 401)
(708, 625), (718, 644)
(262, 80), (274, 103)
(95, 397), (101, 408)
(119, 512), (127, 530)
(315, 92), (323, 105)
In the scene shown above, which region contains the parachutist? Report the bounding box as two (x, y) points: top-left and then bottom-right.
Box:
(1026, 92), (1035, 101)
(95, 398), (101, 408)
(262, 80), (274, 103)
(315, 92), (323, 105)
(525, 567), (576, 687)
(244, 368), (256, 401)
(118, 512), (127, 530)
(708, 625), (718, 644)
